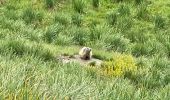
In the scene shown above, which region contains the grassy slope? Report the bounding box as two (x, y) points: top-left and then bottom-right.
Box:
(0, 0), (170, 99)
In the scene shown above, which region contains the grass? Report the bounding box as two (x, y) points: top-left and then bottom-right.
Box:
(45, 0), (55, 9)
(92, 0), (99, 8)
(71, 13), (83, 26)
(154, 15), (166, 29)
(43, 23), (63, 43)
(0, 0), (170, 99)
(106, 11), (118, 26)
(72, 0), (85, 13)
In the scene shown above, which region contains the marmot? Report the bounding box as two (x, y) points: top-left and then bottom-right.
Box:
(79, 47), (92, 60)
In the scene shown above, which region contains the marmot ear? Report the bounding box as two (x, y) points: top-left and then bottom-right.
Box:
(89, 48), (91, 51)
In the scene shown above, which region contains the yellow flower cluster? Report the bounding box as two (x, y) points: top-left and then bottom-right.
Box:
(101, 53), (137, 77)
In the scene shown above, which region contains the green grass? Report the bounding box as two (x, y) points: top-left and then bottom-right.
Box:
(45, 0), (55, 8)
(72, 0), (85, 13)
(92, 0), (99, 8)
(0, 0), (170, 99)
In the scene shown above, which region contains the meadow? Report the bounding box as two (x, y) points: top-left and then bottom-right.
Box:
(0, 0), (170, 99)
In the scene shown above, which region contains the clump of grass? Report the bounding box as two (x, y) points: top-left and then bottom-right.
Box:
(36, 11), (44, 22)
(89, 19), (99, 27)
(0, 40), (54, 61)
(43, 24), (63, 43)
(110, 4), (132, 32)
(28, 45), (54, 61)
(4, 9), (19, 20)
(116, 17), (133, 32)
(54, 13), (70, 25)
(22, 7), (36, 24)
(106, 5), (132, 32)
(152, 56), (169, 69)
(55, 34), (73, 45)
(72, 0), (85, 13)
(101, 53), (137, 77)
(84, 66), (98, 78)
(135, 0), (144, 5)
(45, 0), (54, 8)
(125, 29), (151, 43)
(154, 15), (166, 29)
(146, 40), (166, 56)
(34, 46), (54, 61)
(43, 29), (57, 43)
(92, 0), (99, 8)
(4, 40), (27, 56)
(131, 43), (150, 57)
(104, 34), (130, 52)
(22, 8), (44, 24)
(0, 31), (6, 39)
(72, 28), (88, 45)
(89, 25), (105, 41)
(132, 40), (165, 57)
(133, 56), (170, 89)
(5, 4), (16, 10)
(117, 4), (130, 16)
(136, 56), (150, 69)
(71, 13), (83, 26)
(136, 5), (150, 21)
(106, 11), (118, 26)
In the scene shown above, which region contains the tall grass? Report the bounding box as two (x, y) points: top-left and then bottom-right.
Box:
(89, 25), (106, 41)
(45, 0), (55, 8)
(43, 24), (63, 43)
(0, 39), (55, 61)
(92, 0), (99, 8)
(117, 4), (130, 16)
(0, 40), (27, 56)
(4, 9), (19, 20)
(22, 8), (36, 24)
(0, 53), (169, 99)
(104, 34), (130, 52)
(106, 11), (118, 26)
(72, 0), (85, 13)
(71, 13), (83, 26)
(136, 4), (150, 21)
(54, 13), (70, 25)
(135, 0), (144, 5)
(154, 15), (166, 29)
(22, 8), (44, 24)
(72, 27), (88, 45)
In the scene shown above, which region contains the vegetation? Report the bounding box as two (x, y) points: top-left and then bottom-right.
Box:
(101, 53), (137, 77)
(0, 0), (169, 99)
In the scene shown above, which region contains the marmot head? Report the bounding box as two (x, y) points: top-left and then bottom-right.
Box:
(83, 47), (91, 54)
